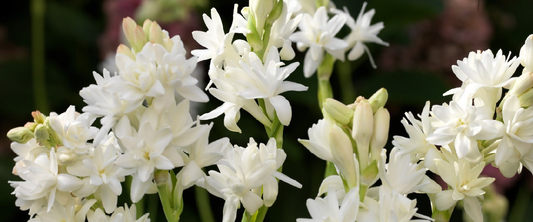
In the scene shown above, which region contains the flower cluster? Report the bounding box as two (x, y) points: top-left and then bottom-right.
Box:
(7, 12), (302, 221)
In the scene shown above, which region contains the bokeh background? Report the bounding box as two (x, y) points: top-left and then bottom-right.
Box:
(1, 0), (533, 221)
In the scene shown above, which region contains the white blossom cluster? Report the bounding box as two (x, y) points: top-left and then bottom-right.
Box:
(8, 15), (301, 222)
(297, 34), (533, 222)
(390, 35), (533, 221)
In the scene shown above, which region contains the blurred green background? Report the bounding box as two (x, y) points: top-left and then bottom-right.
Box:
(2, 0), (533, 221)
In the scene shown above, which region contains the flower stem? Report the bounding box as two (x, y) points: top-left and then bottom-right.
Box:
(31, 0), (49, 113)
(336, 61), (356, 104)
(195, 186), (215, 222)
(316, 54), (336, 109)
(155, 170), (178, 222)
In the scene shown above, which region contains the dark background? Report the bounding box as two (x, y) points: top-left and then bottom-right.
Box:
(1, 0), (533, 221)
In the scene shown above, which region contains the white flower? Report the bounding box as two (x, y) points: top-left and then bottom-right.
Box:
(434, 159), (494, 222)
(297, 187), (359, 222)
(450, 49), (519, 105)
(67, 135), (131, 213)
(200, 138), (300, 222)
(79, 69), (140, 144)
(289, 6), (348, 77)
(379, 148), (426, 195)
(11, 139), (48, 175)
(225, 47), (308, 125)
(29, 199), (96, 222)
(341, 2), (388, 68)
(49, 106), (98, 152)
(427, 101), (504, 162)
(358, 186), (432, 222)
(298, 118), (336, 162)
(495, 95), (533, 177)
(392, 101), (435, 159)
(520, 34), (533, 73)
(177, 124), (230, 191)
(266, 2), (303, 60)
(87, 204), (151, 222)
(10, 149), (83, 215)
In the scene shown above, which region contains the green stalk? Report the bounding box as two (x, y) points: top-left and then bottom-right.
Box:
(155, 170), (178, 222)
(31, 0), (48, 113)
(148, 193), (159, 221)
(317, 54), (336, 109)
(336, 61), (356, 104)
(195, 186), (215, 222)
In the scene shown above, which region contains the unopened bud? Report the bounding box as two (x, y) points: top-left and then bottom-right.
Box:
(509, 72), (533, 96)
(32, 110), (46, 124)
(520, 34), (533, 73)
(352, 99), (373, 167)
(323, 98), (354, 125)
(122, 17), (138, 47)
(7, 127), (34, 143)
(518, 88), (533, 108)
(250, 0), (274, 33)
(24, 122), (38, 131)
(132, 26), (148, 53)
(368, 88), (388, 113)
(368, 88), (389, 113)
(117, 44), (136, 60)
(361, 160), (379, 186)
(370, 108), (390, 161)
(142, 19), (153, 37)
(149, 21), (164, 45)
(246, 16), (263, 51)
(34, 124), (50, 144)
(330, 125), (357, 188)
(154, 170), (170, 185)
(266, 0), (283, 25)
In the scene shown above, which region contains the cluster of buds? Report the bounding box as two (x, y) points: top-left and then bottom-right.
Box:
(7, 111), (61, 148)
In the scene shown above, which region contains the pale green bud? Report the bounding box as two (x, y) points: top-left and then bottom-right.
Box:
(149, 21), (164, 45)
(32, 110), (46, 124)
(7, 127), (34, 143)
(361, 160), (379, 186)
(330, 125), (358, 188)
(24, 122), (38, 131)
(34, 124), (50, 144)
(518, 88), (533, 108)
(250, 0), (275, 33)
(246, 16), (263, 51)
(368, 88), (388, 113)
(154, 170), (170, 185)
(117, 44), (136, 60)
(352, 99), (373, 167)
(266, 0), (283, 25)
(509, 72), (533, 96)
(132, 26), (148, 53)
(370, 108), (390, 162)
(142, 19), (153, 37)
(323, 98), (354, 125)
(122, 17), (138, 48)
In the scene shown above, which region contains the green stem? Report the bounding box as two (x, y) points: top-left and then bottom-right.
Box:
(155, 170), (178, 222)
(31, 0), (48, 113)
(317, 54), (336, 109)
(195, 186), (215, 222)
(324, 161), (337, 178)
(337, 61), (356, 104)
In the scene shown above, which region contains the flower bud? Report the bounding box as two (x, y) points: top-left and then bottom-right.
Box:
(246, 16), (263, 51)
(520, 34), (533, 73)
(330, 125), (357, 188)
(7, 127), (34, 143)
(32, 110), (46, 124)
(518, 88), (533, 108)
(117, 44), (136, 60)
(250, 0), (275, 33)
(34, 124), (50, 144)
(352, 99), (373, 167)
(361, 160), (379, 186)
(149, 21), (164, 45)
(24, 122), (38, 131)
(132, 26), (148, 53)
(122, 17), (138, 47)
(370, 108), (390, 161)
(368, 88), (388, 113)
(266, 0), (283, 25)
(509, 72), (533, 96)
(323, 98), (354, 125)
